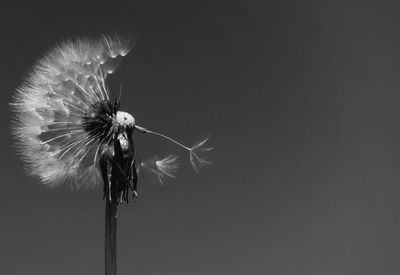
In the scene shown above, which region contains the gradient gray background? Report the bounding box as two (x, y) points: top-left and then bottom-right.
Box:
(1, 0), (400, 274)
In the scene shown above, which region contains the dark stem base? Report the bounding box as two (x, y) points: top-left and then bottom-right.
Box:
(105, 197), (118, 275)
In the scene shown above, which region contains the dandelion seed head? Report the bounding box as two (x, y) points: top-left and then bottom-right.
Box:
(10, 34), (133, 189)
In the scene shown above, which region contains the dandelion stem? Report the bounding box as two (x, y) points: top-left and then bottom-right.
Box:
(100, 155), (119, 275)
(105, 193), (118, 275)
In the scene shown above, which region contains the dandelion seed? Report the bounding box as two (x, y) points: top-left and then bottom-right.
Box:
(189, 136), (213, 172)
(141, 155), (179, 185)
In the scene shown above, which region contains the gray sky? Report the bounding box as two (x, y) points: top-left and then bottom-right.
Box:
(1, 0), (400, 274)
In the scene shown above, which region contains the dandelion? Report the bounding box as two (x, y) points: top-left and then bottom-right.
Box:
(10, 35), (212, 275)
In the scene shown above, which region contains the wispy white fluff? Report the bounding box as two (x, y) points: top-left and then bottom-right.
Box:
(141, 155), (179, 185)
(189, 137), (213, 172)
(10, 35), (133, 188)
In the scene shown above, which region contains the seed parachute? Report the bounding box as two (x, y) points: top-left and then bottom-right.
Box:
(10, 35), (212, 203)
